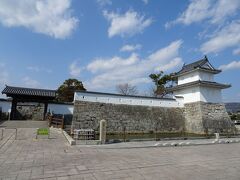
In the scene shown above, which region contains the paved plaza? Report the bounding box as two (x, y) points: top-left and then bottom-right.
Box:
(0, 128), (240, 180)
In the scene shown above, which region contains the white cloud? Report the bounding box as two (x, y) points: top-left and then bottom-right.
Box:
(210, 0), (240, 24)
(233, 48), (240, 55)
(22, 76), (40, 88)
(200, 20), (240, 53)
(166, 0), (240, 28)
(142, 0), (149, 4)
(97, 0), (112, 6)
(0, 63), (8, 85)
(0, 0), (78, 39)
(86, 40), (183, 89)
(219, 61), (240, 71)
(0, 63), (9, 98)
(103, 10), (152, 37)
(87, 53), (139, 73)
(27, 66), (52, 73)
(120, 44), (142, 52)
(154, 58), (183, 72)
(27, 66), (40, 72)
(69, 61), (81, 77)
(172, 0), (211, 26)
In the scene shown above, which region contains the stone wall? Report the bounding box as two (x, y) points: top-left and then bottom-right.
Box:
(16, 103), (44, 120)
(72, 101), (185, 134)
(184, 102), (235, 134)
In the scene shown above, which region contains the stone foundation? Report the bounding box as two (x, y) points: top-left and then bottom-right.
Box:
(72, 101), (185, 133)
(72, 101), (235, 134)
(184, 102), (235, 134)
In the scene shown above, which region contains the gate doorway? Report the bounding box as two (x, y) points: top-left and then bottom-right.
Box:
(16, 102), (45, 121)
(2, 85), (56, 121)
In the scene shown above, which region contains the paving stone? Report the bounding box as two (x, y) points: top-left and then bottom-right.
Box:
(1, 128), (240, 180)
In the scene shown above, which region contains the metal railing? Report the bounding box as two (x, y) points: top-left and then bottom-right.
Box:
(0, 128), (18, 141)
(73, 129), (95, 140)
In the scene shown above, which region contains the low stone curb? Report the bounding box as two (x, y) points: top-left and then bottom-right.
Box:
(50, 127), (76, 146)
(85, 138), (240, 149)
(154, 139), (240, 147)
(62, 130), (76, 145)
(76, 140), (101, 145)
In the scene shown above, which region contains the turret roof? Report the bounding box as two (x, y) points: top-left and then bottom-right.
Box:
(176, 56), (221, 76)
(166, 80), (231, 92)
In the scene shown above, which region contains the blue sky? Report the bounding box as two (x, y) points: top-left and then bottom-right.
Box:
(0, 0), (240, 102)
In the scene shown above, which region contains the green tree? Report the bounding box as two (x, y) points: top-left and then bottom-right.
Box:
(149, 71), (177, 96)
(56, 79), (86, 102)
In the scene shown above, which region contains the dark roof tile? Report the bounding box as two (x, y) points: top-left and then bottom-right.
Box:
(166, 80), (231, 92)
(176, 56), (221, 75)
(2, 85), (56, 97)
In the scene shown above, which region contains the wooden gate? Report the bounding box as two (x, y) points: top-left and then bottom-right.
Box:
(47, 114), (64, 129)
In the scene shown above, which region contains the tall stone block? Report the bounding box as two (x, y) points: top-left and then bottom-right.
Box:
(99, 119), (106, 144)
(184, 102), (204, 133)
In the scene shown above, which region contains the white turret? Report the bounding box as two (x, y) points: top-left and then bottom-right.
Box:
(168, 56), (230, 104)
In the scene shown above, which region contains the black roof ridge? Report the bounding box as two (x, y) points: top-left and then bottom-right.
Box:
(4, 85), (56, 92)
(2, 85), (56, 98)
(184, 57), (208, 68)
(75, 90), (176, 100)
(176, 56), (221, 76)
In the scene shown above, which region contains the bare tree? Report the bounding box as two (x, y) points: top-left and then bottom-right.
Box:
(116, 83), (138, 95)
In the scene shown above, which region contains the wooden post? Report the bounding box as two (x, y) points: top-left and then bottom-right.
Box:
(61, 115), (64, 129)
(99, 119), (107, 144)
(10, 98), (17, 120)
(43, 102), (48, 120)
(49, 115), (52, 127)
(123, 126), (126, 142)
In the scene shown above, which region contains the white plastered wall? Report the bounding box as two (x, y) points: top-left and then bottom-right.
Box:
(178, 71), (214, 85)
(48, 104), (74, 114)
(173, 87), (201, 103)
(174, 86), (222, 104)
(178, 71), (199, 85)
(199, 87), (222, 103)
(0, 101), (11, 113)
(74, 92), (184, 108)
(199, 71), (214, 82)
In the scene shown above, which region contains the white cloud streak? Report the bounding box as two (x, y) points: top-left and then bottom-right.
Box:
(87, 53), (139, 73)
(120, 44), (142, 52)
(0, 63), (9, 98)
(69, 61), (81, 77)
(200, 20), (240, 53)
(86, 40), (183, 89)
(27, 66), (52, 73)
(0, 63), (9, 85)
(103, 10), (152, 37)
(142, 0), (149, 5)
(97, 0), (112, 6)
(219, 61), (240, 71)
(22, 76), (40, 88)
(166, 0), (240, 28)
(233, 48), (240, 55)
(0, 0), (78, 39)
